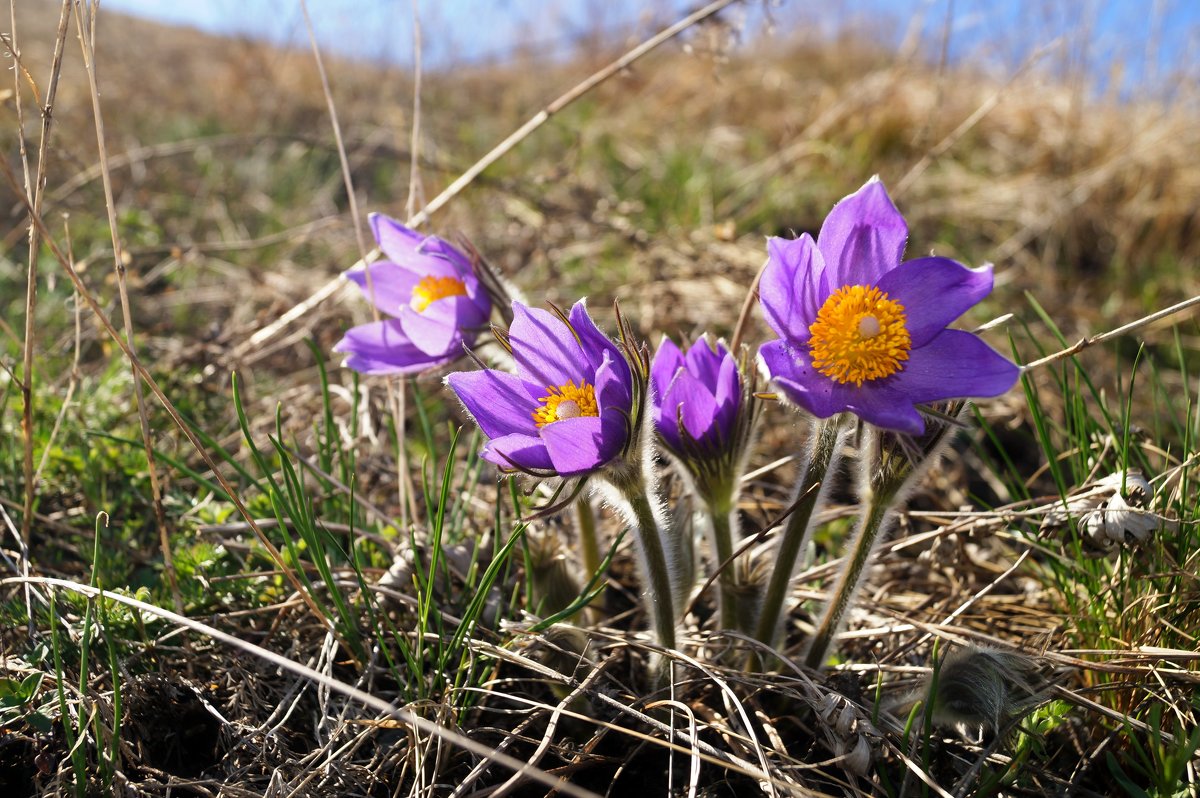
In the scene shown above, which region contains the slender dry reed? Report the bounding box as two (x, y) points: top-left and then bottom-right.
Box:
(72, 0), (182, 613)
(11, 0), (71, 629)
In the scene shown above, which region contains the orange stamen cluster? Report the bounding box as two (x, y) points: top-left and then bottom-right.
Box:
(809, 285), (910, 386)
(410, 275), (467, 312)
(532, 380), (599, 427)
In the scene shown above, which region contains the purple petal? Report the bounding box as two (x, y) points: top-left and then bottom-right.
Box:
(712, 352), (741, 438)
(369, 212), (423, 250)
(816, 178), (907, 288)
(758, 338), (804, 385)
(481, 433), (553, 472)
(891, 330), (1020, 402)
(509, 302), (586, 389)
(445, 369), (538, 438)
(654, 404), (682, 453)
(397, 295), (481, 356)
(683, 338), (726, 388)
(877, 257), (994, 347)
(568, 300), (627, 381)
(593, 350), (632, 417)
(369, 213), (459, 279)
(651, 337), (684, 403)
(823, 380), (921, 434)
(761, 235), (825, 343)
(333, 319), (456, 375)
(540, 415), (619, 476)
(415, 234), (473, 273)
(760, 339), (844, 419)
(465, 277), (492, 318)
(345, 261), (421, 315)
(599, 407), (629, 462)
(664, 370), (720, 444)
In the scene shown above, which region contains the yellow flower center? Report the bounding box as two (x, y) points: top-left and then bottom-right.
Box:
(808, 285), (911, 386)
(532, 380), (599, 427)
(410, 275), (467, 312)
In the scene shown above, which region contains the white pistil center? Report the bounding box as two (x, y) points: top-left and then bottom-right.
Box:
(555, 400), (582, 421)
(857, 315), (882, 339)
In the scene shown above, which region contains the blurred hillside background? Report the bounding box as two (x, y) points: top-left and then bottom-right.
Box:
(104, 0), (1200, 82)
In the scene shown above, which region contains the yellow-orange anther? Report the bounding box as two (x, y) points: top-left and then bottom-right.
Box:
(410, 275), (467, 312)
(809, 285), (910, 386)
(532, 380), (599, 427)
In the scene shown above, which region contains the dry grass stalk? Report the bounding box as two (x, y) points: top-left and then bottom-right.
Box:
(242, 0), (744, 355)
(11, 0), (71, 628)
(72, 0), (182, 613)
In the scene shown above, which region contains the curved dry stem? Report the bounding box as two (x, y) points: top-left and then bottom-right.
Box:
(244, 0), (743, 353)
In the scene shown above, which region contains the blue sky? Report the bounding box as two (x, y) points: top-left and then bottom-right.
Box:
(102, 0), (1199, 90)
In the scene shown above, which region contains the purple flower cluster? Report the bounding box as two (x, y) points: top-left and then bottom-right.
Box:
(334, 213), (490, 375)
(333, 179), (1023, 652)
(339, 180), (1018, 469)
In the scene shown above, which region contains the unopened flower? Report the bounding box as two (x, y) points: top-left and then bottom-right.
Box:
(446, 300), (634, 477)
(651, 336), (761, 631)
(334, 213), (491, 374)
(758, 178), (1019, 434)
(651, 336), (742, 462)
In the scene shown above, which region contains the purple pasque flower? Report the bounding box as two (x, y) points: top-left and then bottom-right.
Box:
(446, 300), (634, 477)
(334, 213), (491, 375)
(758, 177), (1019, 434)
(651, 336), (741, 459)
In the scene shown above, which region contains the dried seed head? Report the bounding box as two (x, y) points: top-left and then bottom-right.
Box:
(886, 646), (1049, 744)
(1041, 471), (1162, 555)
(843, 736), (873, 775)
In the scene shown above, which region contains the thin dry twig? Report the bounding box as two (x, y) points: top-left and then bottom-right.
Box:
(12, 0), (71, 632)
(1022, 294), (1200, 371)
(242, 0), (744, 353)
(299, 0), (420, 530)
(297, 0), (368, 262)
(73, 0), (181, 613)
(405, 0), (425, 223)
(728, 256), (769, 355)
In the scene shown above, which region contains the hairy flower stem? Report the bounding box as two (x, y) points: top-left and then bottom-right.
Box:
(802, 419), (957, 668)
(754, 418), (843, 648)
(705, 492), (739, 631)
(804, 485), (897, 669)
(601, 463), (677, 651)
(575, 497), (601, 582)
